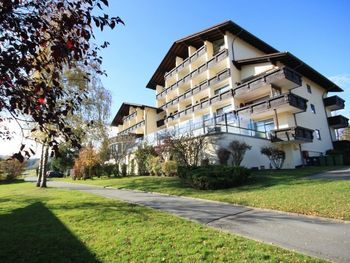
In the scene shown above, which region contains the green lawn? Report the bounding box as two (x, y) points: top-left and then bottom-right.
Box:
(0, 182), (322, 262)
(56, 167), (350, 220)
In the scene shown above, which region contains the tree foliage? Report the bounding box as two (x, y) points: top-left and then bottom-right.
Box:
(261, 146), (285, 169)
(0, 159), (26, 181)
(227, 140), (251, 167)
(0, 0), (123, 161)
(73, 146), (101, 179)
(216, 148), (230, 165)
(158, 132), (207, 167)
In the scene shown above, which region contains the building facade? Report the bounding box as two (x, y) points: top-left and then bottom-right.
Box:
(110, 21), (348, 169)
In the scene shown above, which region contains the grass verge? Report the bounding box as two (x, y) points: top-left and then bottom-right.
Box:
(55, 167), (350, 220)
(0, 182), (323, 262)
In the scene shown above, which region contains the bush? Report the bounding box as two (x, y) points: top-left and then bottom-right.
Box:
(227, 140), (251, 166)
(121, 163), (127, 176)
(148, 156), (162, 176)
(162, 160), (177, 177)
(0, 159), (26, 181)
(261, 146), (285, 169)
(179, 165), (250, 190)
(216, 148), (230, 165)
(200, 158), (209, 166)
(129, 159), (135, 175)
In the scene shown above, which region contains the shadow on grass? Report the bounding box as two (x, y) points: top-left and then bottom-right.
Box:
(0, 202), (101, 263)
(0, 179), (26, 185)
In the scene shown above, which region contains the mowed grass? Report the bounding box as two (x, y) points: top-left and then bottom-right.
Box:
(56, 167), (350, 220)
(0, 182), (322, 262)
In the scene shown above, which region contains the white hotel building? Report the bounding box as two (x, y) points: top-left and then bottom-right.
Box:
(110, 21), (348, 169)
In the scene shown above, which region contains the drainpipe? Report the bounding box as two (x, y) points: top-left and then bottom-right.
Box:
(322, 91), (335, 146)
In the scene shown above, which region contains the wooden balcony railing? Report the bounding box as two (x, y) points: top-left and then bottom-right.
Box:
(270, 126), (314, 143)
(328, 115), (349, 129)
(236, 93), (308, 115)
(157, 49), (229, 99)
(323, 96), (345, 111)
(165, 45), (207, 79)
(234, 67), (302, 97)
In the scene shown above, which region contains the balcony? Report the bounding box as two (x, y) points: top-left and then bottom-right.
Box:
(160, 69), (231, 110)
(157, 49), (229, 100)
(236, 93), (308, 119)
(323, 96), (345, 111)
(156, 119), (165, 127)
(118, 120), (145, 135)
(328, 115), (349, 129)
(271, 126), (314, 144)
(122, 111), (137, 122)
(165, 45), (207, 79)
(234, 67), (302, 100)
(166, 89), (234, 122)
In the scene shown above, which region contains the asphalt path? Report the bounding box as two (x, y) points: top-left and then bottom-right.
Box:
(43, 180), (350, 263)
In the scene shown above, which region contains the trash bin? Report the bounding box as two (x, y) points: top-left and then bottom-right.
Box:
(326, 155), (334, 166)
(334, 155), (343, 166)
(319, 156), (326, 166)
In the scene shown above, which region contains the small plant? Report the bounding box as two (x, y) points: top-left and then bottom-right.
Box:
(227, 140), (252, 166)
(216, 148), (230, 165)
(261, 146), (285, 169)
(162, 160), (178, 177)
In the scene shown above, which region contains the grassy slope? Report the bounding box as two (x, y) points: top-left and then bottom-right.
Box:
(56, 167), (350, 220)
(0, 182), (322, 263)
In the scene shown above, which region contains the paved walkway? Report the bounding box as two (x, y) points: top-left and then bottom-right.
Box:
(47, 180), (350, 263)
(308, 167), (350, 180)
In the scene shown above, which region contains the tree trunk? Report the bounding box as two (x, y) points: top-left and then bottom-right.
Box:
(40, 144), (49, 188)
(36, 143), (45, 187)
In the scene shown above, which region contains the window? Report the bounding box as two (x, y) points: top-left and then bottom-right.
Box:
(216, 104), (232, 115)
(214, 85), (230, 95)
(310, 104), (316, 114)
(213, 38), (225, 55)
(315, 129), (321, 140)
(306, 84), (312, 94)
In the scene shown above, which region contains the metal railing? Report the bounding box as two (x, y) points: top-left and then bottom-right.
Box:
(165, 45), (207, 79)
(157, 49), (229, 99)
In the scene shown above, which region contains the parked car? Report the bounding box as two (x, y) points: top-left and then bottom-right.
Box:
(46, 171), (63, 178)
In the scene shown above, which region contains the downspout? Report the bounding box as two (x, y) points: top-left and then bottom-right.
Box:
(322, 91), (335, 146)
(231, 29), (243, 67)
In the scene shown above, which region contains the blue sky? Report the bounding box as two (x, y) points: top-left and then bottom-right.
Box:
(95, 0), (350, 121)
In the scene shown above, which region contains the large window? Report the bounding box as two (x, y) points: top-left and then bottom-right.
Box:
(254, 119), (275, 133)
(216, 104), (232, 115)
(214, 85), (230, 95)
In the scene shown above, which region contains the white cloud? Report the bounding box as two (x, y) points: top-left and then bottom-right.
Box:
(329, 74), (350, 87)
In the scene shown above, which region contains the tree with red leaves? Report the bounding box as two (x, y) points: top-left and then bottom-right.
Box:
(0, 0), (124, 161)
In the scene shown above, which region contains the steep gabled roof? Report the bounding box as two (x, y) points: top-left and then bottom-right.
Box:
(111, 102), (161, 126)
(235, 52), (342, 92)
(146, 20), (278, 89)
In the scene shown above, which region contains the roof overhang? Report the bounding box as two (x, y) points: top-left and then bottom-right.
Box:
(146, 20), (278, 90)
(111, 102), (162, 126)
(235, 52), (343, 92)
